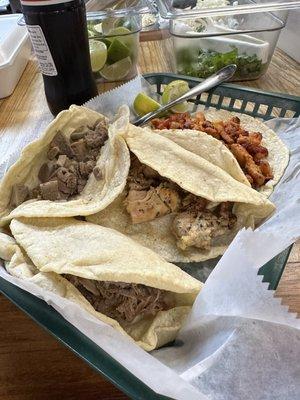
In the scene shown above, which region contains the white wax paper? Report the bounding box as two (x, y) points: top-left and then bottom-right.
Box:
(0, 77), (299, 400)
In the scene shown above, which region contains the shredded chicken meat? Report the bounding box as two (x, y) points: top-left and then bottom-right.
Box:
(172, 200), (237, 250)
(151, 112), (273, 188)
(64, 275), (173, 323)
(125, 155), (237, 251)
(125, 155), (181, 224)
(125, 184), (181, 224)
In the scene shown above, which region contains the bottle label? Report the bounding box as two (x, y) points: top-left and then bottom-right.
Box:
(21, 0), (73, 5)
(27, 25), (58, 76)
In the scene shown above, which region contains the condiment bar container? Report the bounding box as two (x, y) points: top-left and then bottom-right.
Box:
(156, 0), (300, 81)
(86, 0), (154, 82)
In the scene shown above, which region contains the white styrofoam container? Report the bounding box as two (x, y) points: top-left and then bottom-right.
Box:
(0, 14), (31, 99)
(278, 11), (300, 63)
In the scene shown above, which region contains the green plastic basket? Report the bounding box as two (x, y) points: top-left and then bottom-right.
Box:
(0, 73), (299, 400)
(143, 73), (300, 120)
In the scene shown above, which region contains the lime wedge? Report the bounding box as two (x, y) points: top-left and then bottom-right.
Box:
(93, 23), (103, 34)
(101, 38), (112, 48)
(133, 92), (161, 116)
(89, 40), (107, 72)
(88, 29), (95, 38)
(162, 80), (190, 113)
(108, 26), (132, 36)
(107, 38), (130, 64)
(102, 17), (119, 34)
(100, 57), (132, 81)
(108, 27), (134, 49)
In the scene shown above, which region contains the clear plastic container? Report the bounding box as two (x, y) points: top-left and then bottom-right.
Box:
(85, 0), (154, 82)
(157, 0), (300, 81)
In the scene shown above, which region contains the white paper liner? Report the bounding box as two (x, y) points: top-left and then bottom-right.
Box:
(0, 77), (299, 399)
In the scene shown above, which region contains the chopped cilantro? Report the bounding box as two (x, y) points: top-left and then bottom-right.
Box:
(176, 47), (267, 80)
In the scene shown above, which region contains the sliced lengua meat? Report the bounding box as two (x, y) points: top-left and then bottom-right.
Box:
(85, 130), (108, 149)
(47, 146), (59, 160)
(49, 131), (74, 158)
(70, 139), (88, 161)
(79, 160), (96, 177)
(38, 162), (56, 183)
(12, 120), (109, 207)
(40, 180), (60, 201)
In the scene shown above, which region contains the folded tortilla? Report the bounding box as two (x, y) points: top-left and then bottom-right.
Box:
(9, 218), (202, 351)
(87, 124), (276, 262)
(0, 231), (38, 279)
(155, 109), (289, 197)
(154, 127), (251, 187)
(0, 105), (130, 226)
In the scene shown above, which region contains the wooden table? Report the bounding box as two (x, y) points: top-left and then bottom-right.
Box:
(0, 40), (299, 400)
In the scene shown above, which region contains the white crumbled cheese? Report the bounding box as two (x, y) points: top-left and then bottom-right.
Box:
(179, 0), (236, 33)
(195, 0), (229, 8)
(142, 13), (157, 28)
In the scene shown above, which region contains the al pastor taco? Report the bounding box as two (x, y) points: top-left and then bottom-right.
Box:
(151, 109), (289, 197)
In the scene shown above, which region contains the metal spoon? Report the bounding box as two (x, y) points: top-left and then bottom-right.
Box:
(133, 64), (237, 127)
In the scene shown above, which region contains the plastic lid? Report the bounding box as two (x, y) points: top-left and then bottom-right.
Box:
(86, 0), (154, 14)
(0, 14), (28, 67)
(157, 0), (300, 19)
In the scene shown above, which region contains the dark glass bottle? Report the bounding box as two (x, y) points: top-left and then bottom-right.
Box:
(21, 0), (98, 116)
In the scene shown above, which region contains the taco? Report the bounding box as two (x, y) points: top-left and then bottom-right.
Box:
(0, 105), (130, 226)
(151, 109), (289, 197)
(87, 123), (275, 262)
(8, 218), (202, 351)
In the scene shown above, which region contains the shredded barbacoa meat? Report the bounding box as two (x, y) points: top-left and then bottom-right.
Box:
(125, 155), (237, 250)
(10, 120), (109, 207)
(151, 112), (273, 188)
(64, 275), (173, 323)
